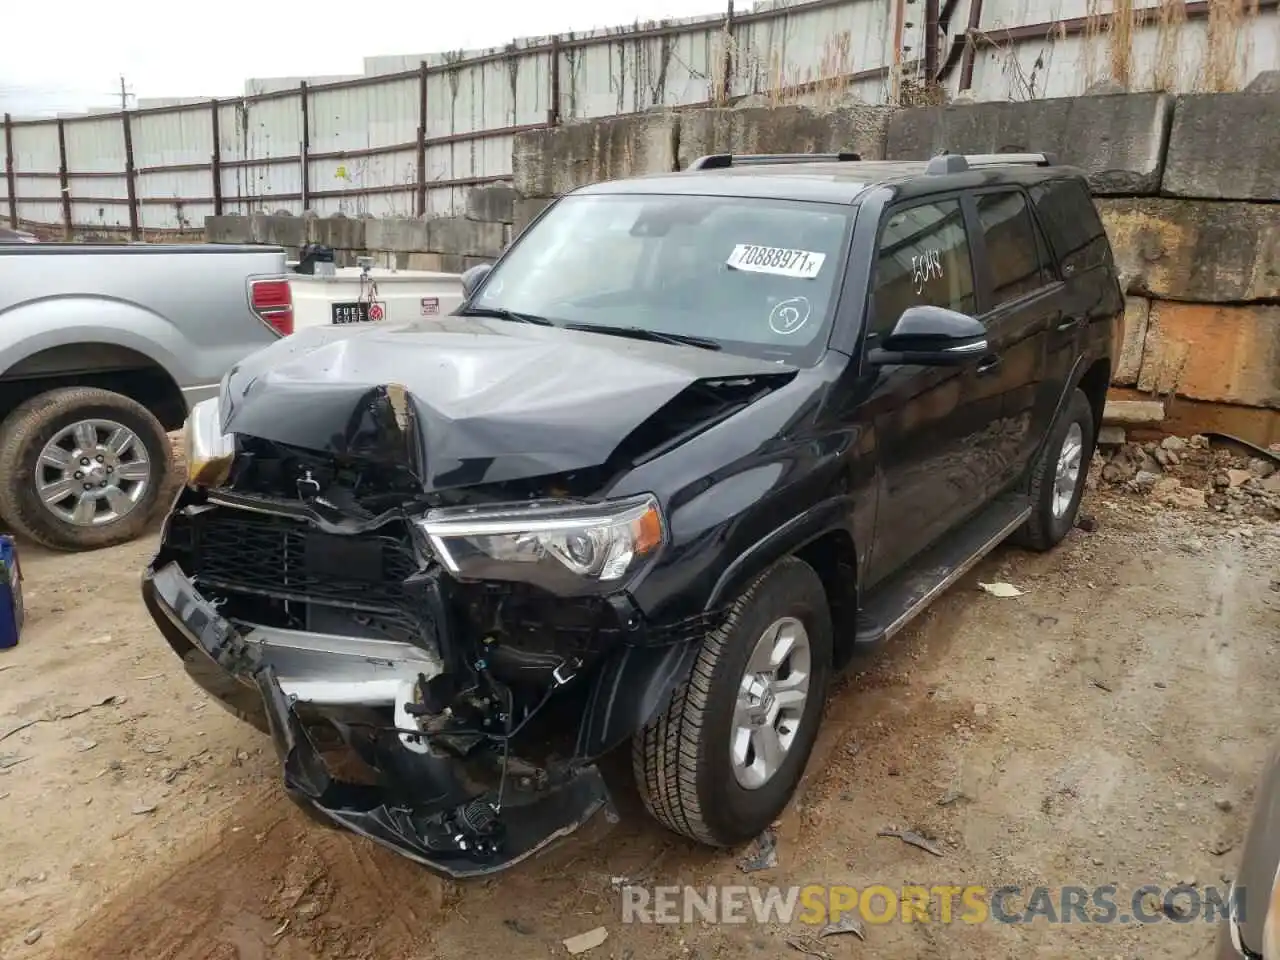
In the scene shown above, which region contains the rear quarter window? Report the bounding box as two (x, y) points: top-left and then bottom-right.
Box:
(1027, 178), (1112, 277)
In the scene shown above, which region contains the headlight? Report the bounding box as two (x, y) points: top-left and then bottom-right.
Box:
(183, 397), (235, 488)
(417, 494), (664, 595)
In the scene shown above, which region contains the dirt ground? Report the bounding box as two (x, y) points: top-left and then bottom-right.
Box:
(1, 447), (1278, 960)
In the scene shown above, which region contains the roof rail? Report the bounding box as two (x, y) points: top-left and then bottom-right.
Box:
(688, 152), (862, 170)
(925, 151), (1058, 175)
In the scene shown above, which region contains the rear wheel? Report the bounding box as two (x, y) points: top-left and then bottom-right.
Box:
(0, 387), (172, 551)
(1015, 387), (1095, 551)
(632, 556), (832, 846)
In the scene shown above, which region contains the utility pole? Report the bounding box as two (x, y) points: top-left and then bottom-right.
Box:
(118, 76), (131, 111)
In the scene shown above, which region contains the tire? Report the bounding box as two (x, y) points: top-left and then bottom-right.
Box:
(0, 387), (173, 551)
(632, 556), (833, 847)
(1014, 387), (1095, 552)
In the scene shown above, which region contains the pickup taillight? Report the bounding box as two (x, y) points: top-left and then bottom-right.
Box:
(249, 278), (294, 336)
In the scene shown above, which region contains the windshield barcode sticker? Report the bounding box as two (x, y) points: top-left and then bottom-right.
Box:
(726, 244), (826, 279)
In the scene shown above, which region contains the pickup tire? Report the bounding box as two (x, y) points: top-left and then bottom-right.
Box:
(633, 556), (832, 847)
(0, 387), (172, 551)
(1015, 387), (1095, 551)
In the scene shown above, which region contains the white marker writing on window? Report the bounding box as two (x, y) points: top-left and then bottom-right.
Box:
(911, 249), (945, 294)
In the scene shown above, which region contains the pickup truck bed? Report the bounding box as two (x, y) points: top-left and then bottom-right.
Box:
(0, 242), (289, 550)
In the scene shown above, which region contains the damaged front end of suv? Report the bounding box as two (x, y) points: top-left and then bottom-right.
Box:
(141, 314), (803, 877)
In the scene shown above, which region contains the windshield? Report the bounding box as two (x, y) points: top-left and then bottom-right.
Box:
(470, 193), (853, 362)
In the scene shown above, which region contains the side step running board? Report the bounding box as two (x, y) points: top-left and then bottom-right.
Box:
(854, 494), (1032, 647)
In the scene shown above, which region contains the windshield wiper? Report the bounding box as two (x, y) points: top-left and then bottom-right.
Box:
(564, 322), (722, 351)
(458, 306), (555, 326)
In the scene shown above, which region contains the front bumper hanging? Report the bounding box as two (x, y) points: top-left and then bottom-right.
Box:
(142, 561), (614, 878)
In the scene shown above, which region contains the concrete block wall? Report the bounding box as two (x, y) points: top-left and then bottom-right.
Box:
(510, 103), (894, 236)
(886, 88), (1280, 440)
(204, 185), (516, 273)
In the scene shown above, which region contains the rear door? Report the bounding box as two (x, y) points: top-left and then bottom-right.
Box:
(1028, 176), (1122, 391)
(964, 187), (1063, 498)
(858, 195), (988, 583)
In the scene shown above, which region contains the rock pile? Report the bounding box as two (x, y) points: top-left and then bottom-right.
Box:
(1095, 435), (1280, 519)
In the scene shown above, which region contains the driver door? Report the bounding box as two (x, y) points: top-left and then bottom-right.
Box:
(860, 196), (993, 586)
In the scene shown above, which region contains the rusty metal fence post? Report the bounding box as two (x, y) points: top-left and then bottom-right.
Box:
(719, 0), (736, 105)
(300, 81), (311, 212)
(548, 36), (562, 126)
(210, 100), (223, 217)
(924, 0), (941, 89)
(121, 110), (139, 240)
(3, 113), (16, 228)
(416, 61), (428, 216)
(55, 119), (71, 238)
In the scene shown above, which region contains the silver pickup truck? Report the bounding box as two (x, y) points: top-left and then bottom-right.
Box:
(0, 242), (289, 551)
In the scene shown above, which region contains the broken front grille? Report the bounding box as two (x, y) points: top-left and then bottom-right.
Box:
(177, 506), (429, 640)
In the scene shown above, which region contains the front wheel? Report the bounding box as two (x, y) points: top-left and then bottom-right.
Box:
(1015, 387), (1095, 551)
(0, 387), (173, 551)
(632, 556), (833, 846)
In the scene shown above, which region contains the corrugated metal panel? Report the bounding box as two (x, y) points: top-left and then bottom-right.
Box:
(567, 28), (721, 116)
(132, 108), (214, 168)
(311, 76), (419, 152)
(241, 94), (304, 163)
(139, 200), (215, 232)
(964, 12), (1280, 99)
(423, 134), (515, 192)
(846, 75), (892, 104)
(62, 116), (126, 174)
(245, 74), (360, 95)
(309, 186), (417, 218)
(220, 162), (302, 214)
(9, 122), (60, 226)
(515, 51), (553, 124)
(15, 200), (62, 225)
(62, 118), (130, 229)
(311, 147), (419, 217)
(216, 95), (304, 211)
(70, 191), (130, 230)
(424, 185), (465, 217)
(983, 0), (1092, 25)
(733, 0), (889, 101)
(216, 102), (245, 164)
(132, 107), (216, 207)
(66, 173), (127, 201)
(9, 122), (60, 176)
(425, 58), (519, 138)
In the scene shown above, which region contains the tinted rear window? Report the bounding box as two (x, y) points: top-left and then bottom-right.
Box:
(1027, 177), (1111, 276)
(975, 190), (1052, 305)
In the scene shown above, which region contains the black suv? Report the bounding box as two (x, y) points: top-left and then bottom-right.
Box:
(143, 151), (1121, 877)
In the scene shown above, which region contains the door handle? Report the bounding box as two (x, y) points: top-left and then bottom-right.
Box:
(976, 354), (1002, 376)
(1055, 315), (1082, 332)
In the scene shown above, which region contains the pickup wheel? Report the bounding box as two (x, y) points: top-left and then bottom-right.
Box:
(1015, 387), (1095, 551)
(0, 387), (172, 551)
(632, 556), (832, 847)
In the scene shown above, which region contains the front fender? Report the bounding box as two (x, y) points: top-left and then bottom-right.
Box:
(573, 640), (703, 760)
(705, 494), (858, 611)
(0, 296), (194, 384)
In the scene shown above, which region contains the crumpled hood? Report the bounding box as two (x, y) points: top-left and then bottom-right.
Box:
(222, 316), (793, 490)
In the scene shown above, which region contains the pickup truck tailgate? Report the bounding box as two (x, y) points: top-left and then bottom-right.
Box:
(290, 268), (465, 333)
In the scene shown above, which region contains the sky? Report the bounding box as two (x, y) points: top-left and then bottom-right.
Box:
(0, 0), (739, 117)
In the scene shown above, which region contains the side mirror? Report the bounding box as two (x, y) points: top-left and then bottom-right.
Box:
(868, 305), (988, 367)
(460, 263), (493, 300)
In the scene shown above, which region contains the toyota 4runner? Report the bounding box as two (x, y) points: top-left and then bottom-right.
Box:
(142, 150), (1122, 877)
